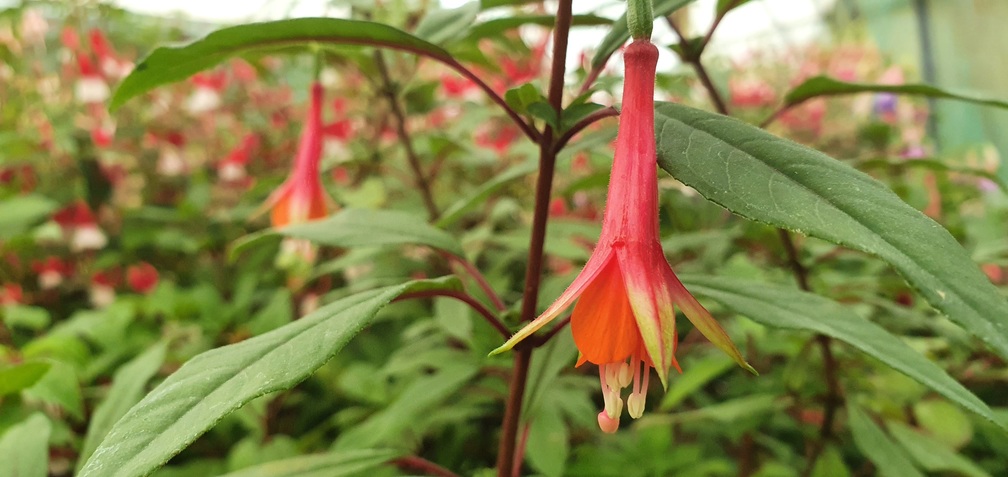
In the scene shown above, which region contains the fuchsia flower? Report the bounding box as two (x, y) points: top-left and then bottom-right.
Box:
(126, 263), (159, 294)
(185, 71), (227, 114)
(263, 82), (332, 228)
(218, 133), (260, 183)
(32, 257), (72, 290)
(90, 269), (120, 308)
(53, 201), (107, 252)
(74, 55), (109, 104)
(492, 40), (754, 433)
(0, 284), (23, 306)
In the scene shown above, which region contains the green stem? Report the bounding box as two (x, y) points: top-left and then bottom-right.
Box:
(495, 1), (573, 476)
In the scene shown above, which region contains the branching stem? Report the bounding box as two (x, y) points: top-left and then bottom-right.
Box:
(496, 2), (573, 476)
(396, 289), (510, 338)
(373, 50), (440, 221)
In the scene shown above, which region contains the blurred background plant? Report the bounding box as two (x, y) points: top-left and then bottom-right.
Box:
(0, 1), (1006, 476)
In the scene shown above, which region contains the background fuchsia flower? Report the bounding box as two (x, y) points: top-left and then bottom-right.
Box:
(32, 257), (72, 290)
(126, 262), (159, 294)
(0, 284), (23, 306)
(262, 81), (332, 228)
(218, 133), (260, 183)
(52, 201), (107, 252)
(493, 40), (754, 433)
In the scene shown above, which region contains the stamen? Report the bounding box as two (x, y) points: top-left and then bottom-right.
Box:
(617, 360), (632, 388)
(605, 363), (621, 391)
(599, 365), (623, 419)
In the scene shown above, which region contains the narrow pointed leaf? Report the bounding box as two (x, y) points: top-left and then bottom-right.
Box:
(847, 404), (925, 477)
(681, 274), (1002, 429)
(216, 449), (401, 477)
(0, 413), (51, 477)
(783, 75), (1008, 109)
(590, 0), (697, 70)
(414, 1), (480, 45)
(78, 344), (167, 471)
(436, 161), (537, 228)
(467, 14), (611, 40)
(78, 277), (461, 477)
(886, 421), (991, 477)
(0, 361), (51, 396)
(111, 18), (453, 110)
(231, 208), (465, 260)
(656, 102), (1008, 361)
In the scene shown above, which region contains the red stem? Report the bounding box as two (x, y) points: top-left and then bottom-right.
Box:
(495, 2), (573, 476)
(392, 456), (461, 477)
(442, 252), (507, 312)
(396, 290), (510, 338)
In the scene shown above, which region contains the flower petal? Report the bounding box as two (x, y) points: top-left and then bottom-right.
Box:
(490, 249), (614, 355)
(570, 257), (641, 366)
(617, 245), (678, 388)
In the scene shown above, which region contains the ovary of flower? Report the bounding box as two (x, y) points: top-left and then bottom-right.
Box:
(491, 40), (755, 433)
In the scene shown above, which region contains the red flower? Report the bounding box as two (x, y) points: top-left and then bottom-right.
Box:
(492, 40), (753, 433)
(53, 201), (107, 251)
(218, 133), (259, 183)
(127, 263), (159, 294)
(262, 82), (333, 227)
(32, 257), (72, 289)
(0, 284), (23, 306)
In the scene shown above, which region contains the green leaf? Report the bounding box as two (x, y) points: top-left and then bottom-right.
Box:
(111, 18), (453, 110)
(0, 413), (51, 477)
(0, 361), (51, 396)
(78, 344), (167, 471)
(668, 393), (785, 423)
(847, 403), (924, 477)
(1, 305), (50, 331)
(886, 421), (991, 477)
(913, 399), (973, 448)
(655, 102), (1008, 361)
(855, 157), (1008, 193)
(559, 102), (607, 132)
(333, 362), (478, 450)
(658, 354), (733, 410)
(436, 161), (537, 228)
(414, 1), (480, 45)
(527, 102), (559, 129)
(504, 83), (546, 115)
(216, 449), (401, 477)
(680, 275), (1002, 428)
(78, 277), (462, 477)
(526, 404), (568, 477)
(0, 195), (58, 239)
(24, 361), (83, 419)
(231, 208), (465, 259)
(716, 0), (753, 15)
(590, 0), (697, 70)
(467, 14), (611, 40)
(783, 75), (1008, 110)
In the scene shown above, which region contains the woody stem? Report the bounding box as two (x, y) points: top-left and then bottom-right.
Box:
(779, 229), (842, 477)
(665, 15), (729, 115)
(496, 1), (573, 476)
(373, 49), (440, 221)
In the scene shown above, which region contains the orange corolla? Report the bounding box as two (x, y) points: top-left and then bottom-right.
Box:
(493, 40), (754, 433)
(264, 81), (331, 227)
